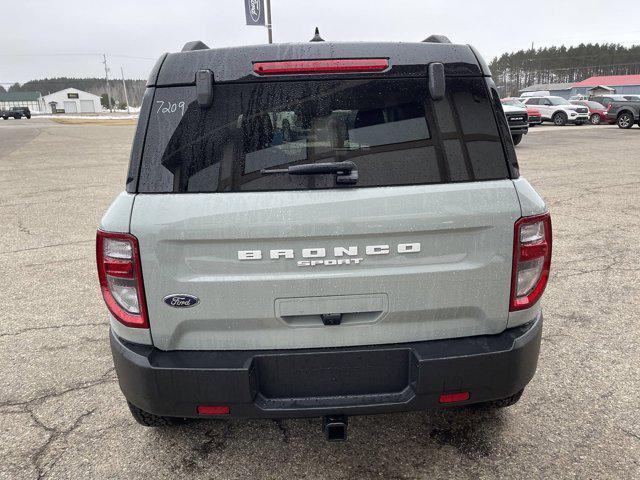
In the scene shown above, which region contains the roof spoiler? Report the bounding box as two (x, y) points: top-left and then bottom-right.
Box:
(422, 35), (451, 44)
(181, 40), (209, 52)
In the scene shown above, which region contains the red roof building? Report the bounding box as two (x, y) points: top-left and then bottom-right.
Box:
(573, 74), (640, 87)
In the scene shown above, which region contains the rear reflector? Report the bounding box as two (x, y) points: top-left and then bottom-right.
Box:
(197, 405), (230, 415)
(439, 392), (470, 404)
(253, 58), (389, 76)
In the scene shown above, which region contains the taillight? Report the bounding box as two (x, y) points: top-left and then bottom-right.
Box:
(96, 230), (149, 328)
(510, 213), (552, 311)
(253, 58), (389, 76)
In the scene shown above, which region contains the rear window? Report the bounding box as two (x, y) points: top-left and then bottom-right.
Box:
(137, 77), (509, 192)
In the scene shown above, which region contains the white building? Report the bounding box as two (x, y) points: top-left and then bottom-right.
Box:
(41, 88), (102, 114)
(0, 91), (45, 112)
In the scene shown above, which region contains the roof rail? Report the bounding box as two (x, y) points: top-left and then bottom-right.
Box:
(422, 35), (451, 44)
(181, 40), (209, 52)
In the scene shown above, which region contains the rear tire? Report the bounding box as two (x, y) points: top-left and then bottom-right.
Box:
(475, 389), (524, 409)
(552, 112), (567, 126)
(590, 113), (601, 125)
(512, 134), (523, 145)
(127, 401), (182, 427)
(617, 112), (634, 129)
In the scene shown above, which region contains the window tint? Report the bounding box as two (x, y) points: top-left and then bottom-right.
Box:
(138, 77), (509, 192)
(524, 98), (539, 105)
(586, 101), (604, 109)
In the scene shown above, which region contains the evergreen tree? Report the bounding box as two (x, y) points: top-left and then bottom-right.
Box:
(490, 43), (640, 96)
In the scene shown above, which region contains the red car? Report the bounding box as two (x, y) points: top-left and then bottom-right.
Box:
(570, 100), (607, 125)
(502, 98), (542, 126)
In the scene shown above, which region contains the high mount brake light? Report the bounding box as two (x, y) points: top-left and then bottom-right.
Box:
(96, 230), (149, 328)
(510, 213), (552, 311)
(253, 58), (389, 76)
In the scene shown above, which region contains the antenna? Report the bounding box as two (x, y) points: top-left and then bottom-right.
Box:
(310, 27), (324, 42)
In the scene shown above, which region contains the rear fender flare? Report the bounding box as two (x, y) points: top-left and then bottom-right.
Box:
(617, 109), (636, 119)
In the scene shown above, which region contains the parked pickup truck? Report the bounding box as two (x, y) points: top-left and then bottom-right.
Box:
(605, 101), (640, 129)
(1, 106), (31, 120)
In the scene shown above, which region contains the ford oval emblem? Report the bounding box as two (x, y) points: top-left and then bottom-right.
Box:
(163, 294), (200, 308)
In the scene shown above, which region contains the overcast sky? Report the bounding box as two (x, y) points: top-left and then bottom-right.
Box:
(2, 0), (640, 85)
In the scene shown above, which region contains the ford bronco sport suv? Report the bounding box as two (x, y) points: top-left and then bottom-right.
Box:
(98, 36), (551, 440)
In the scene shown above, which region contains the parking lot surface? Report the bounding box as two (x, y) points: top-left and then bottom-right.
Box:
(1, 118), (638, 479)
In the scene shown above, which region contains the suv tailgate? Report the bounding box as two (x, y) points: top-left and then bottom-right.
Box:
(132, 181), (520, 350)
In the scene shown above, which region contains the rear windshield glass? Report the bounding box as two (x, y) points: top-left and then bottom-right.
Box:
(137, 77), (509, 192)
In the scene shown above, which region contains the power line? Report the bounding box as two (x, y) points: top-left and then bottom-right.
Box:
(0, 52), (156, 60)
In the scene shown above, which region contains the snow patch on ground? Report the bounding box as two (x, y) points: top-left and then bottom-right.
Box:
(36, 114), (139, 120)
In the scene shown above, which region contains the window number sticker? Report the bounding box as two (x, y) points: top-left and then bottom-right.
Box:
(156, 100), (186, 116)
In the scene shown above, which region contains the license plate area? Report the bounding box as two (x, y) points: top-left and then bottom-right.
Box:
(256, 348), (410, 399)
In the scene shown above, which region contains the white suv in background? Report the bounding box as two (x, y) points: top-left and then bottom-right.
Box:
(521, 96), (589, 126)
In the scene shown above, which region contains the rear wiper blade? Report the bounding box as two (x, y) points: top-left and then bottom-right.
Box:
(260, 161), (358, 185)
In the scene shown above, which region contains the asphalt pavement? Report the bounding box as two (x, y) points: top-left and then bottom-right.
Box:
(0, 118), (638, 479)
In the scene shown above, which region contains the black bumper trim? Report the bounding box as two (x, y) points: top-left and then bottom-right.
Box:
(509, 126), (529, 135)
(111, 315), (542, 418)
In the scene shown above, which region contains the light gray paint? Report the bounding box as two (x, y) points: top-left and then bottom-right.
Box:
(130, 180), (523, 350)
(99, 192), (135, 233)
(100, 179), (547, 348)
(512, 178), (547, 217)
(109, 314), (153, 345)
(507, 300), (542, 328)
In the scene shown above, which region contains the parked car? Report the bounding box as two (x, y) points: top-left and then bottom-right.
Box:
(570, 100), (607, 125)
(502, 97), (542, 127)
(525, 106), (543, 126)
(589, 94), (638, 109)
(521, 90), (551, 97)
(10, 106), (31, 119)
(98, 37), (551, 438)
(521, 96), (589, 126)
(1, 106), (29, 120)
(623, 95), (640, 102)
(605, 100), (640, 129)
(501, 102), (529, 144)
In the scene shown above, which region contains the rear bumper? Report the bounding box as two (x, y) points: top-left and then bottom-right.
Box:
(509, 126), (529, 135)
(111, 314), (542, 419)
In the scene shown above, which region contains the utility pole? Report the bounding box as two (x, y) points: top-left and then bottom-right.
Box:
(120, 66), (131, 114)
(102, 54), (113, 113)
(266, 0), (273, 44)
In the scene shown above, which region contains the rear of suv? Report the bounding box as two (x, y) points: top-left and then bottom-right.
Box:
(98, 37), (551, 438)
